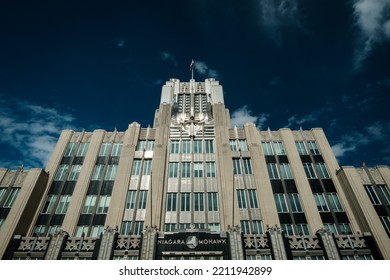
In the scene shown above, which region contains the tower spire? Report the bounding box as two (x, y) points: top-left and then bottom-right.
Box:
(190, 59), (195, 80)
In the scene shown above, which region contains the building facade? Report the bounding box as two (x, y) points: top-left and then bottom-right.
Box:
(0, 78), (389, 260)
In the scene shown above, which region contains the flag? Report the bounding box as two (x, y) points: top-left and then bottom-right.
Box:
(189, 59), (194, 71)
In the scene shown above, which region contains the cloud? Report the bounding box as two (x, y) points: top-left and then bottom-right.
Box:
(353, 0), (390, 69)
(0, 98), (76, 168)
(160, 51), (178, 66)
(230, 105), (269, 129)
(285, 107), (332, 128)
(257, 0), (303, 44)
(193, 61), (220, 78)
(331, 121), (390, 161)
(116, 39), (126, 48)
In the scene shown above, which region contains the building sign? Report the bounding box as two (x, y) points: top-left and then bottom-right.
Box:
(155, 231), (230, 259)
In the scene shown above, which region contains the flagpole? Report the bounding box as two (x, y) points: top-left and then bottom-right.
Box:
(190, 59), (194, 80)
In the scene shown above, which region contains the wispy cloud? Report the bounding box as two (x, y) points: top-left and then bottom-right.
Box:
(257, 0), (303, 44)
(285, 107), (332, 128)
(353, 0), (390, 69)
(160, 51), (178, 66)
(230, 105), (269, 129)
(0, 98), (76, 168)
(331, 121), (390, 162)
(193, 61), (220, 78)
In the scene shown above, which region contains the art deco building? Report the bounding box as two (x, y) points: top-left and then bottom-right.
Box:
(0, 78), (389, 260)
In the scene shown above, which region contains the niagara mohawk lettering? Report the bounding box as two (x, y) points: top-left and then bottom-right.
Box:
(157, 239), (226, 245)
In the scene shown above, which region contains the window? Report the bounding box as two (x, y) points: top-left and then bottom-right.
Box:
(33, 225), (46, 237)
(181, 162), (191, 178)
(92, 164), (105, 180)
(248, 189), (259, 208)
(170, 140), (180, 154)
(97, 195), (111, 213)
(205, 140), (214, 153)
(56, 195), (71, 214)
(378, 185), (390, 204)
(209, 223), (220, 232)
(237, 190), (247, 208)
(121, 221), (133, 235)
(339, 223), (352, 234)
(68, 165), (82, 181)
(313, 193), (329, 212)
(239, 140), (248, 151)
(142, 160), (152, 175)
(105, 164), (117, 180)
(54, 164), (69, 181)
(324, 223), (337, 234)
(193, 140), (202, 154)
(3, 188), (20, 208)
(303, 163), (316, 179)
(206, 162), (216, 177)
(137, 191), (148, 209)
(64, 142), (77, 157)
(111, 143), (123, 156)
(42, 195), (58, 214)
(91, 225), (104, 237)
(273, 141), (285, 155)
(126, 191), (136, 209)
(241, 221), (251, 234)
(295, 141), (308, 155)
(281, 224), (294, 235)
(242, 158), (253, 174)
(166, 193), (177, 211)
(82, 195), (97, 214)
(365, 185), (381, 205)
(296, 224), (310, 235)
(77, 142), (89, 156)
(379, 216), (390, 235)
(131, 160), (142, 176)
(194, 192), (204, 211)
(280, 163), (293, 179)
(182, 140), (191, 154)
(48, 225), (61, 236)
(267, 163), (279, 179)
(233, 159), (241, 175)
(180, 193), (191, 211)
(164, 223), (176, 232)
(274, 193), (288, 212)
(0, 188), (7, 201)
(307, 141), (320, 154)
(327, 193), (343, 212)
(252, 220), (263, 234)
(208, 193), (219, 211)
(315, 163), (330, 179)
(136, 140), (146, 151)
(99, 143), (111, 156)
(193, 162), (203, 177)
(229, 140), (238, 151)
(76, 225), (89, 237)
(168, 162), (179, 178)
(288, 193), (303, 212)
(146, 141), (155, 151)
(262, 142), (273, 155)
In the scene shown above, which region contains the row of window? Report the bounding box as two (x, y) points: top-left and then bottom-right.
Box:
(229, 140), (320, 156)
(0, 188), (20, 208)
(168, 161), (216, 178)
(236, 189), (259, 208)
(165, 192), (219, 212)
(170, 140), (214, 154)
(364, 184), (390, 205)
(54, 164), (119, 181)
(163, 223), (220, 232)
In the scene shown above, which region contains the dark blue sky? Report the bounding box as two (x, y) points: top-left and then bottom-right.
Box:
(0, 0), (389, 169)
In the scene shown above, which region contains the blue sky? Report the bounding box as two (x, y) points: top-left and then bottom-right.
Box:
(0, 0), (389, 169)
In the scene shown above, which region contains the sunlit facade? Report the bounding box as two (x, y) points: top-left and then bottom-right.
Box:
(0, 78), (389, 259)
